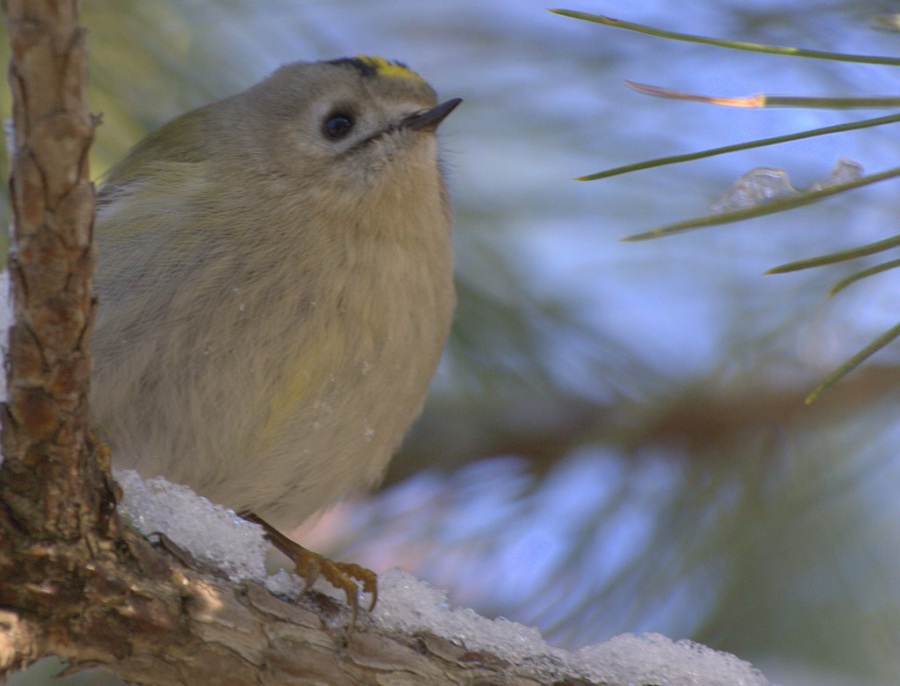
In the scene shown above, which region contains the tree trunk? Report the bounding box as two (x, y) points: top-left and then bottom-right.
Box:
(0, 0), (100, 536)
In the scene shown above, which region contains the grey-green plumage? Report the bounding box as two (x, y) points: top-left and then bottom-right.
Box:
(91, 58), (458, 528)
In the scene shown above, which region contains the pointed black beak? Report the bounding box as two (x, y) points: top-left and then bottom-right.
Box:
(401, 98), (463, 132)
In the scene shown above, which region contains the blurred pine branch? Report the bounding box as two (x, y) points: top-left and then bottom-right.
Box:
(554, 7), (900, 401)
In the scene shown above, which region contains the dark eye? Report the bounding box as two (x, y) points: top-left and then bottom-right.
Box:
(322, 111), (355, 140)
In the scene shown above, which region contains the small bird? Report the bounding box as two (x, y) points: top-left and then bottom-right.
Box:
(90, 56), (460, 622)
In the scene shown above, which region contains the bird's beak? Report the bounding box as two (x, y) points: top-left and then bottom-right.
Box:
(400, 98), (463, 132)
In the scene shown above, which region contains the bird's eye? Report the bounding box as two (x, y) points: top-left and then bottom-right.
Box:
(322, 111), (355, 140)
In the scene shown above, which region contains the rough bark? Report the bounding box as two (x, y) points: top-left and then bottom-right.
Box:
(0, 0), (101, 536)
(2, 537), (601, 685)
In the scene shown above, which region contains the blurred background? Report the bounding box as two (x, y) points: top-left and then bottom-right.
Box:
(4, 1), (900, 684)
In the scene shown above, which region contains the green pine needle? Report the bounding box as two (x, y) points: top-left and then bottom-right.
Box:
(578, 113), (900, 181)
(623, 166), (900, 242)
(829, 259), (900, 297)
(768, 232), (900, 274)
(805, 324), (900, 403)
(549, 9), (900, 65)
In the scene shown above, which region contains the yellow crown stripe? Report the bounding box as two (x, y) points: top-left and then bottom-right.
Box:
(355, 55), (425, 83)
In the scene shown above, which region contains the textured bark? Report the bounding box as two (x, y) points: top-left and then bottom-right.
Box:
(0, 527), (603, 685)
(0, 0), (122, 674)
(1, 549), (600, 685)
(0, 0), (102, 538)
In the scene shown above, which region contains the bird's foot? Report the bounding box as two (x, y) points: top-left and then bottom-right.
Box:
(241, 511), (377, 630)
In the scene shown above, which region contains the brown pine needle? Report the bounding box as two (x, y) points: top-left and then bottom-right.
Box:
(625, 81), (900, 109)
(626, 81), (766, 107)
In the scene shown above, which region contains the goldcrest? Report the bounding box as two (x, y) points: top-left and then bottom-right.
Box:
(91, 56), (460, 531)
